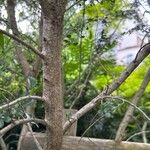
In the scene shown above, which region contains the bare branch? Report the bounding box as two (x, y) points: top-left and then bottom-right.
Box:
(63, 43), (150, 134)
(113, 97), (150, 122)
(0, 29), (44, 59)
(7, 0), (36, 77)
(126, 130), (150, 142)
(0, 119), (46, 137)
(0, 96), (45, 111)
(115, 68), (150, 142)
(142, 121), (148, 143)
(0, 137), (7, 150)
(27, 124), (43, 150)
(65, 0), (82, 12)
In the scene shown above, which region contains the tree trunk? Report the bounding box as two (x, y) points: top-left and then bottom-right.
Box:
(40, 0), (67, 149)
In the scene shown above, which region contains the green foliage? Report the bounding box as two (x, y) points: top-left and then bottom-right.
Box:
(0, 32), (4, 49)
(0, 0), (150, 148)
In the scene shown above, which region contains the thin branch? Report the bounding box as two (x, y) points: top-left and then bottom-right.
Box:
(7, 0), (32, 77)
(63, 43), (150, 134)
(0, 88), (15, 98)
(69, 68), (92, 109)
(0, 29), (44, 59)
(115, 68), (150, 142)
(0, 17), (8, 26)
(113, 97), (150, 122)
(65, 0), (82, 12)
(126, 130), (150, 142)
(79, 116), (104, 141)
(27, 124), (43, 150)
(0, 96), (45, 111)
(142, 121), (148, 143)
(0, 137), (7, 150)
(0, 118), (46, 137)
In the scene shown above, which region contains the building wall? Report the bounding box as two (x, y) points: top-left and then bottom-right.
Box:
(115, 32), (143, 65)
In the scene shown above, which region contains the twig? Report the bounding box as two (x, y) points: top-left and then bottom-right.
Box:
(0, 118), (46, 137)
(69, 68), (92, 109)
(66, 0), (82, 12)
(0, 88), (15, 98)
(0, 137), (7, 150)
(0, 29), (44, 59)
(79, 116), (104, 142)
(113, 97), (150, 122)
(126, 130), (150, 141)
(63, 43), (150, 134)
(0, 96), (45, 111)
(142, 121), (148, 143)
(27, 124), (43, 150)
(115, 69), (150, 142)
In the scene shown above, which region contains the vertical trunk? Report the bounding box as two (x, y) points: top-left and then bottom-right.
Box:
(40, 1), (67, 149)
(7, 1), (43, 149)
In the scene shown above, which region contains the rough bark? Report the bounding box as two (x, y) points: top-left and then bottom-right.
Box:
(115, 69), (150, 142)
(40, 0), (67, 150)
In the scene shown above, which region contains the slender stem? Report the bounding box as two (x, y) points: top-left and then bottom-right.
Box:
(0, 29), (44, 59)
(0, 96), (45, 111)
(0, 119), (46, 137)
(63, 43), (150, 134)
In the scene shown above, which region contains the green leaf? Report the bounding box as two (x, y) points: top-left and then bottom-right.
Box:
(11, 108), (17, 115)
(0, 119), (4, 128)
(28, 76), (37, 88)
(105, 113), (111, 118)
(0, 32), (4, 50)
(4, 116), (11, 123)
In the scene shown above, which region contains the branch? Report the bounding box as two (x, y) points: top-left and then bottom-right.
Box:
(27, 124), (43, 150)
(115, 68), (150, 142)
(0, 137), (7, 150)
(7, 0), (32, 77)
(113, 97), (150, 122)
(0, 96), (45, 111)
(63, 43), (150, 134)
(142, 121), (148, 143)
(65, 0), (82, 12)
(0, 29), (44, 59)
(126, 130), (150, 142)
(0, 118), (46, 137)
(0, 17), (8, 26)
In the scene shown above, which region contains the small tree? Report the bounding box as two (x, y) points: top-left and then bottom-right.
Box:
(0, 0), (150, 150)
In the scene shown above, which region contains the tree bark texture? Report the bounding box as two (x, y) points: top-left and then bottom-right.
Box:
(21, 133), (150, 150)
(40, 1), (67, 150)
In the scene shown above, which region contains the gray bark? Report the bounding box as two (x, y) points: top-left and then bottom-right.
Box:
(40, 1), (67, 149)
